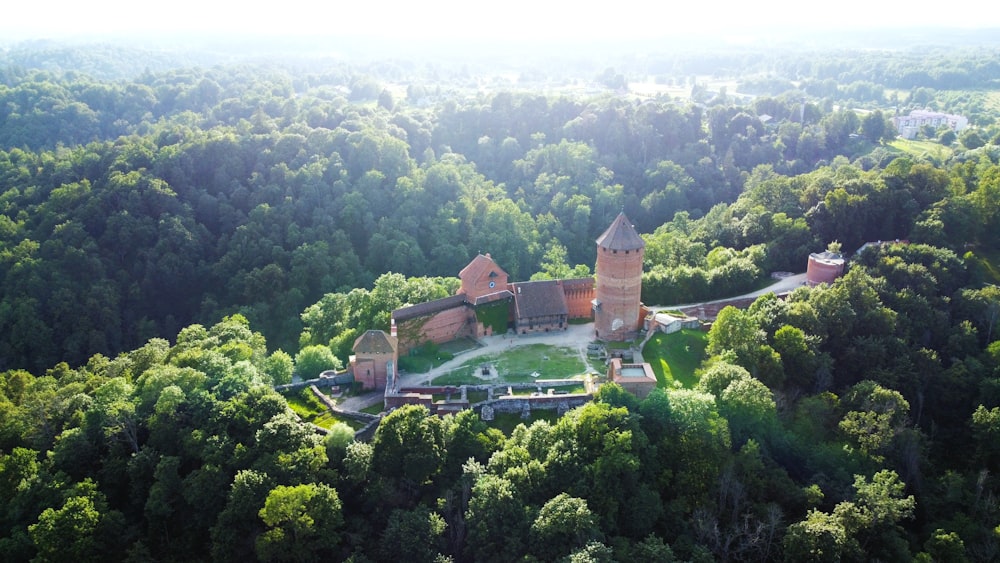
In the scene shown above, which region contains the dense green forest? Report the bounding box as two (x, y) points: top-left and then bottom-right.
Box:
(2, 39), (1000, 561)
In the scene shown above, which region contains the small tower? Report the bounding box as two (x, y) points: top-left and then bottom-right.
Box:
(458, 253), (509, 301)
(594, 212), (645, 341)
(350, 330), (398, 391)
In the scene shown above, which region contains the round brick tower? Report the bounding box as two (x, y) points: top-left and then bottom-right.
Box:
(594, 212), (645, 341)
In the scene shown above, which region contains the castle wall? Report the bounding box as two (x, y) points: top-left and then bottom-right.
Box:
(385, 392), (434, 410)
(562, 279), (596, 320)
(396, 304), (473, 355)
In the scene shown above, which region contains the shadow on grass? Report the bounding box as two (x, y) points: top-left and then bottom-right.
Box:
(642, 329), (708, 389)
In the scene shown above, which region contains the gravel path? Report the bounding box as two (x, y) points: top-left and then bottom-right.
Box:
(647, 272), (807, 311)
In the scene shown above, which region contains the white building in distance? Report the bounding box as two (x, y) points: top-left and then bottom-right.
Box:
(893, 109), (968, 139)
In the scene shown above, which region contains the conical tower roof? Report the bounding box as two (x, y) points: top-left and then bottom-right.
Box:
(596, 212), (645, 251)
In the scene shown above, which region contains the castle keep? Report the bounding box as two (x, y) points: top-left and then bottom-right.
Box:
(593, 212), (645, 341)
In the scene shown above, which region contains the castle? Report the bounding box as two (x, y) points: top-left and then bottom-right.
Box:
(347, 212), (647, 390)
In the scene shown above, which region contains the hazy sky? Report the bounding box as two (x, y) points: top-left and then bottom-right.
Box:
(4, 1), (999, 42)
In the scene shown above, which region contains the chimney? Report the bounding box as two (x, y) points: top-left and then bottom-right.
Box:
(390, 319), (397, 338)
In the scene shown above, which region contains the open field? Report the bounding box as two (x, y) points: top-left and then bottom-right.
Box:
(642, 329), (709, 389)
(887, 138), (954, 162)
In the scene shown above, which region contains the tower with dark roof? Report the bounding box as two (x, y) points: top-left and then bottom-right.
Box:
(350, 329), (398, 390)
(593, 212), (645, 341)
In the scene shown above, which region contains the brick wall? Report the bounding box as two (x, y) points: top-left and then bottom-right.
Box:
(420, 305), (473, 344)
(396, 304), (473, 354)
(562, 279), (596, 320)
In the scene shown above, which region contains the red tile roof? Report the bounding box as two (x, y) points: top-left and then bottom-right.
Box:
(459, 253), (507, 283)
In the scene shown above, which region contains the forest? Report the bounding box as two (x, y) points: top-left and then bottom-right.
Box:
(1, 36), (1000, 561)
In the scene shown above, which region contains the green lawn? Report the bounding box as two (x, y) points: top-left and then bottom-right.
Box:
(431, 344), (587, 385)
(467, 390), (489, 404)
(642, 329), (709, 389)
(398, 347), (453, 374)
(486, 410), (561, 436)
(887, 138), (953, 162)
(283, 391), (364, 430)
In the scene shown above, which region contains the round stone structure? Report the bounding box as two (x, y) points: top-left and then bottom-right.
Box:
(594, 212), (645, 341)
(806, 251), (845, 286)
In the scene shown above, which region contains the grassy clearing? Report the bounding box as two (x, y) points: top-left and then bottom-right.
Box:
(360, 403), (385, 415)
(399, 347), (453, 374)
(486, 410), (561, 436)
(400, 338), (480, 373)
(642, 329), (709, 389)
(431, 344), (587, 385)
(887, 138), (953, 162)
(283, 391), (363, 430)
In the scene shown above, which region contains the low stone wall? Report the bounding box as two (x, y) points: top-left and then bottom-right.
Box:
(355, 418), (381, 441)
(275, 371), (352, 393)
(475, 393), (593, 420)
(400, 379), (584, 396)
(385, 392), (434, 410)
(677, 292), (792, 322)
